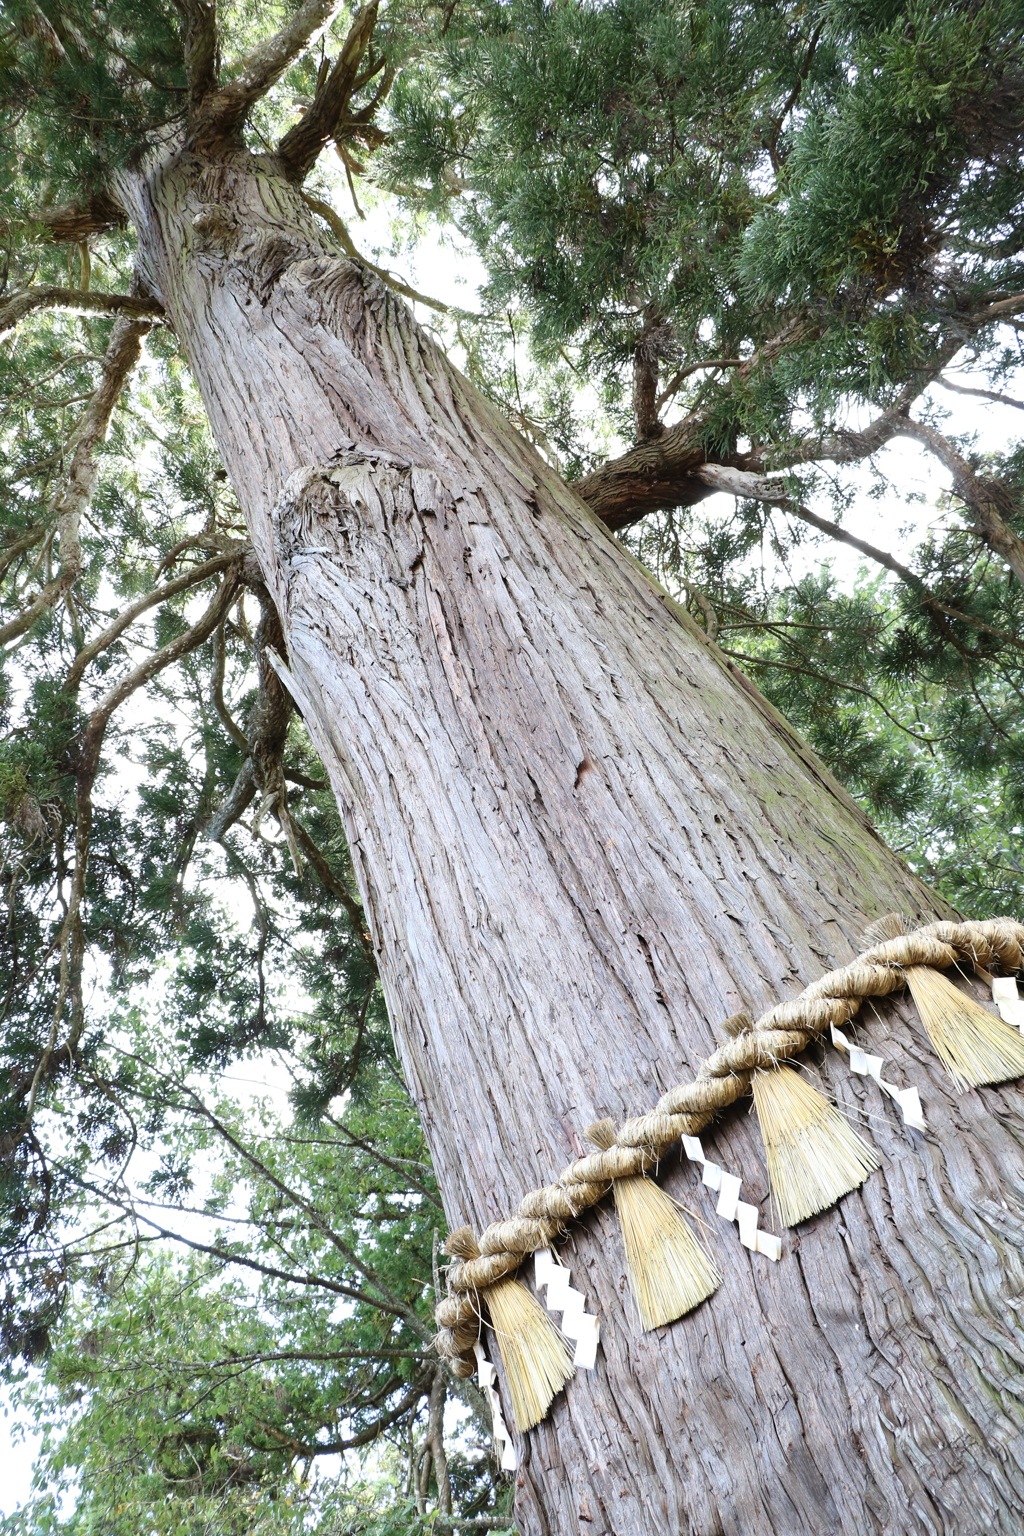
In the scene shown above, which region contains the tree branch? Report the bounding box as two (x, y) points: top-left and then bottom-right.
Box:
(894, 418), (1024, 586)
(288, 816), (374, 950)
(573, 318), (982, 530)
(21, 577), (241, 1125)
(133, 1348), (432, 1370)
(655, 358), (741, 411)
(192, 0), (346, 145)
(936, 375), (1024, 412)
(300, 193), (449, 311)
(0, 286), (164, 342)
(107, 1202), (415, 1317)
(693, 463), (1024, 653)
(63, 551), (242, 694)
(174, 0), (220, 114)
(178, 1086), (431, 1337)
(573, 317), (813, 528)
(211, 612), (251, 752)
(278, 3), (378, 181)
(15, 190), (127, 244)
(255, 1373), (432, 1456)
(0, 317), (151, 650)
(0, 523), (47, 582)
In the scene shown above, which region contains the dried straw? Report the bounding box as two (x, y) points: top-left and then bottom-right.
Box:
(485, 1276), (575, 1432)
(905, 964), (1024, 1090)
(444, 1225), (574, 1433)
(752, 1065), (878, 1228)
(587, 1119), (719, 1330)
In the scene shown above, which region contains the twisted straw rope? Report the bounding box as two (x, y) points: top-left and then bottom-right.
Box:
(434, 918), (1024, 1369)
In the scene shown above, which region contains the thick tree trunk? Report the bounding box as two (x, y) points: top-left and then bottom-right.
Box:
(121, 143), (1024, 1536)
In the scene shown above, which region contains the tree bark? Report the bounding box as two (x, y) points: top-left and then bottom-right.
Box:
(118, 142), (1024, 1536)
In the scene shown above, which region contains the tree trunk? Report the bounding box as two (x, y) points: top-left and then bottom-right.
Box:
(120, 143), (1024, 1536)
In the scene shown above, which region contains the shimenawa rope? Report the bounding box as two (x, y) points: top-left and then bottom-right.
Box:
(434, 917), (1024, 1373)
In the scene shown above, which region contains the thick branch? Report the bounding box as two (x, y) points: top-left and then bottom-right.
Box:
(574, 319), (976, 530)
(207, 759), (258, 839)
(278, 3), (378, 181)
(632, 311), (670, 442)
(0, 524), (47, 582)
(574, 318), (812, 527)
(174, 0), (219, 113)
(0, 317), (151, 649)
(207, 581), (295, 839)
(192, 0), (346, 145)
(0, 286), (164, 342)
(573, 422), (723, 530)
(894, 418), (1024, 586)
(18, 190), (127, 244)
(212, 614), (251, 751)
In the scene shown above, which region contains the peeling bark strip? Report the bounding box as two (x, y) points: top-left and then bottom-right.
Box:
(118, 143), (1024, 1536)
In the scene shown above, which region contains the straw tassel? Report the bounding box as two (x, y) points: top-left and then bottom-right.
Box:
(866, 914), (1024, 1091)
(444, 1228), (573, 1433)
(751, 1065), (879, 1227)
(585, 1119), (720, 1330)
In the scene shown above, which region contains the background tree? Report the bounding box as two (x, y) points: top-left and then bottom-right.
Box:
(2, 2), (1024, 1533)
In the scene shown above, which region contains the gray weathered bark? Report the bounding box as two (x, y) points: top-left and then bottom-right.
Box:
(118, 141), (1024, 1536)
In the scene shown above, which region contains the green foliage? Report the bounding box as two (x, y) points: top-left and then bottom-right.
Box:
(386, 0), (1024, 439)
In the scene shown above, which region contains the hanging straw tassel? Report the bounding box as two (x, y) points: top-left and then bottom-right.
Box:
(865, 913), (1024, 1091)
(443, 1227), (573, 1433)
(752, 1065), (879, 1227)
(585, 1119), (719, 1330)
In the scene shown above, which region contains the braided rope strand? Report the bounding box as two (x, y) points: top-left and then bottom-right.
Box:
(434, 918), (1024, 1368)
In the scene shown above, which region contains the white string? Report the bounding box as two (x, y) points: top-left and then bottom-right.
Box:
(533, 1249), (600, 1369)
(473, 1340), (519, 1471)
(830, 1022), (926, 1130)
(680, 1137), (781, 1260)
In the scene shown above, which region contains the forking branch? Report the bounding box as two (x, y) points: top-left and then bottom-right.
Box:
(277, 3), (382, 181)
(188, 0), (348, 146)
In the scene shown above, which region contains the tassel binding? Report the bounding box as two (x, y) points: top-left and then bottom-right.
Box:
(752, 1065), (878, 1227)
(587, 1120), (719, 1330)
(445, 1227), (573, 1433)
(905, 964), (1024, 1090)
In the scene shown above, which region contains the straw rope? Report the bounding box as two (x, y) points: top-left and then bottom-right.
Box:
(434, 917), (1024, 1368)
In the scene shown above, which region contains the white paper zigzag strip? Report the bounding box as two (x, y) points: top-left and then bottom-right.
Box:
(830, 1022), (926, 1130)
(681, 1136), (782, 1261)
(992, 975), (1024, 1030)
(534, 1249), (600, 1369)
(473, 1340), (518, 1471)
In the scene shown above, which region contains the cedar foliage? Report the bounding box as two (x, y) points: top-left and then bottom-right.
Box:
(0, 0), (1023, 1529)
